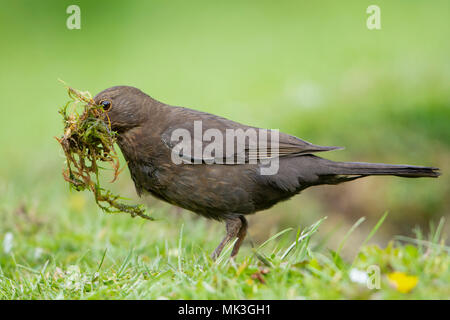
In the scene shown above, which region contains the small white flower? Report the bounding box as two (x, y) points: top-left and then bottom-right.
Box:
(34, 248), (44, 259)
(349, 268), (368, 284)
(3, 232), (13, 254)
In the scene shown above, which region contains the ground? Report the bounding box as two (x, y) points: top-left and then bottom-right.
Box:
(1, 196), (448, 299)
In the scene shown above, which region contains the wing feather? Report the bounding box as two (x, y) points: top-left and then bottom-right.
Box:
(160, 107), (342, 164)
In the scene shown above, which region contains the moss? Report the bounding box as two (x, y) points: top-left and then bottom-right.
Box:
(56, 83), (154, 221)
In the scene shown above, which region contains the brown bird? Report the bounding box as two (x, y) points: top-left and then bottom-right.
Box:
(94, 86), (440, 259)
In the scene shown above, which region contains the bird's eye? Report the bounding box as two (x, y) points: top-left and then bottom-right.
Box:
(100, 100), (112, 111)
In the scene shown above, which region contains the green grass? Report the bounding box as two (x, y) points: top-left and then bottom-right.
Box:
(1, 187), (448, 299)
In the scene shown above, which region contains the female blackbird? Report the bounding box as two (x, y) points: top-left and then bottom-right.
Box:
(94, 86), (440, 259)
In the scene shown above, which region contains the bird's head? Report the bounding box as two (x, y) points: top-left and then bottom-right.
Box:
(94, 86), (150, 133)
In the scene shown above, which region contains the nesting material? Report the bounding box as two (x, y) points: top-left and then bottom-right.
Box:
(56, 84), (154, 220)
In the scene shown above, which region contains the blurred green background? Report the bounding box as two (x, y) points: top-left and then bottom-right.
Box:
(0, 0), (449, 260)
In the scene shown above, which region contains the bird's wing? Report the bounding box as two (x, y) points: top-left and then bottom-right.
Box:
(160, 107), (342, 164)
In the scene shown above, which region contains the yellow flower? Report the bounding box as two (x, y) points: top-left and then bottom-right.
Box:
(387, 272), (418, 293)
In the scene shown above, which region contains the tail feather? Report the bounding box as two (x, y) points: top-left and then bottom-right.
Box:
(327, 161), (440, 178)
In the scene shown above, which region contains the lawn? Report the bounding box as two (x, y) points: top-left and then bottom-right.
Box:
(1, 201), (448, 299)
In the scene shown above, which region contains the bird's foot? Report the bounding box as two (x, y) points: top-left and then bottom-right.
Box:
(211, 215), (248, 261)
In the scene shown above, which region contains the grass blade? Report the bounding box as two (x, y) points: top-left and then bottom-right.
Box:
(335, 217), (366, 260)
(361, 211), (389, 248)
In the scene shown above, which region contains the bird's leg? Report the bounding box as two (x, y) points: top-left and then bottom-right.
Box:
(231, 216), (248, 258)
(211, 216), (243, 260)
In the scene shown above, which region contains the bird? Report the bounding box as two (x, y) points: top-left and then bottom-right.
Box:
(93, 86), (440, 259)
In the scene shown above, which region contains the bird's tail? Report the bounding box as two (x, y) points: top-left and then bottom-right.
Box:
(264, 155), (440, 193)
(323, 160), (440, 179)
